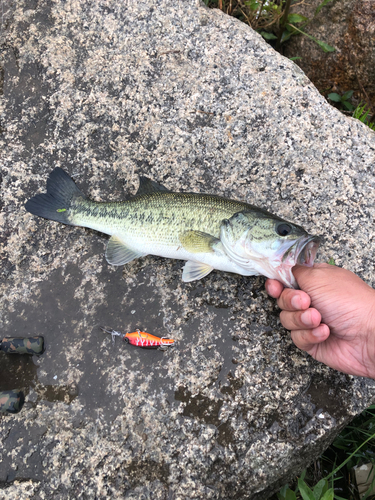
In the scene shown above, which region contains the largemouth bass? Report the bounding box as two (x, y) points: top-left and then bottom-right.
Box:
(25, 168), (320, 288)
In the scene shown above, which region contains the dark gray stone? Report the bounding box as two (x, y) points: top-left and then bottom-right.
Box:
(1, 0), (375, 498)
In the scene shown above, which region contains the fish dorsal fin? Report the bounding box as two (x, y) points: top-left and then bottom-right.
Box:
(182, 261), (214, 282)
(136, 177), (170, 196)
(179, 230), (219, 254)
(105, 235), (147, 266)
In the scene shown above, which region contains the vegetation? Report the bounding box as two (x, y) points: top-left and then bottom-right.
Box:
(273, 405), (375, 499)
(353, 103), (375, 131)
(328, 90), (355, 112)
(203, 0), (335, 52)
(204, 0), (375, 130)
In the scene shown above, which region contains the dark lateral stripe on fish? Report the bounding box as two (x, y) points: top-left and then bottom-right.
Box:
(71, 200), (128, 220)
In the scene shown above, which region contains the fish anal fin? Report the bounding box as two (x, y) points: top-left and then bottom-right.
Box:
(136, 177), (170, 196)
(179, 230), (219, 254)
(105, 236), (146, 266)
(182, 261), (214, 282)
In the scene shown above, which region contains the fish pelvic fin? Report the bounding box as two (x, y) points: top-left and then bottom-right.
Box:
(25, 168), (85, 225)
(105, 235), (147, 266)
(182, 261), (214, 282)
(179, 230), (219, 254)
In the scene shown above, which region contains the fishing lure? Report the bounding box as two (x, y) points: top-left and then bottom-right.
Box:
(101, 327), (175, 351)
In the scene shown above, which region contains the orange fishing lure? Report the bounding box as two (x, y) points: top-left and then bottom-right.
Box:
(101, 327), (175, 350)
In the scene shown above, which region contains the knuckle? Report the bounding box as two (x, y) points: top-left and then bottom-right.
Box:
(280, 310), (302, 330)
(278, 289), (294, 310)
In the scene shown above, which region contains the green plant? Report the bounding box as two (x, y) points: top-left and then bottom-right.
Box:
(275, 405), (375, 500)
(282, 22), (335, 52)
(328, 90), (355, 111)
(275, 0), (335, 52)
(353, 103), (375, 131)
(315, 0), (335, 17)
(203, 0), (335, 53)
(331, 405), (375, 471)
(277, 475), (334, 500)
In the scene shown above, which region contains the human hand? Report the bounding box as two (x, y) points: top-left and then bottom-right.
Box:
(265, 264), (375, 378)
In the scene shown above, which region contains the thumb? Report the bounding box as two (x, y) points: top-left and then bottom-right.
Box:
(292, 263), (331, 290)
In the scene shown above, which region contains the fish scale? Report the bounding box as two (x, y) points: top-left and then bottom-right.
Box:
(70, 193), (251, 246)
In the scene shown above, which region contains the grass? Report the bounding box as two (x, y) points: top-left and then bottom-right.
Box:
(204, 0), (375, 132)
(203, 0), (335, 51)
(270, 405), (375, 500)
(353, 103), (375, 131)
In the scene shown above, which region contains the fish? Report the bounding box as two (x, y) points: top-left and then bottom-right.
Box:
(25, 167), (320, 288)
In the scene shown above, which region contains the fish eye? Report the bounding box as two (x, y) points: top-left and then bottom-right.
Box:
(276, 223), (292, 237)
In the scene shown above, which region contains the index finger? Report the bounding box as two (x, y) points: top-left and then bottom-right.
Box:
(277, 288), (311, 311)
(265, 279), (284, 298)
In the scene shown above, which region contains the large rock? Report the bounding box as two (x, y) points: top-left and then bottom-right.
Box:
(1, 0), (375, 498)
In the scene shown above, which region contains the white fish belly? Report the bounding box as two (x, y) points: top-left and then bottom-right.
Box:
(75, 216), (258, 277)
(119, 233), (258, 277)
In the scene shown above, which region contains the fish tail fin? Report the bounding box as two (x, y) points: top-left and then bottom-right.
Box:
(25, 168), (85, 225)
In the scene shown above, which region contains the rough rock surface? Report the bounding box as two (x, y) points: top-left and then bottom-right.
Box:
(285, 0), (375, 111)
(1, 0), (375, 499)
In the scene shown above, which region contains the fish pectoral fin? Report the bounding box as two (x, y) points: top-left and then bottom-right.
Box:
(105, 236), (146, 266)
(179, 230), (219, 254)
(182, 261), (214, 282)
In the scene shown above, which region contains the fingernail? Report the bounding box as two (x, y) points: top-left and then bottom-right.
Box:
(312, 325), (329, 339)
(291, 295), (301, 309)
(300, 310), (311, 326)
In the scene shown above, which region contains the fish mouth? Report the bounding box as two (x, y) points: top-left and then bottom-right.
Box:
(284, 235), (321, 267)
